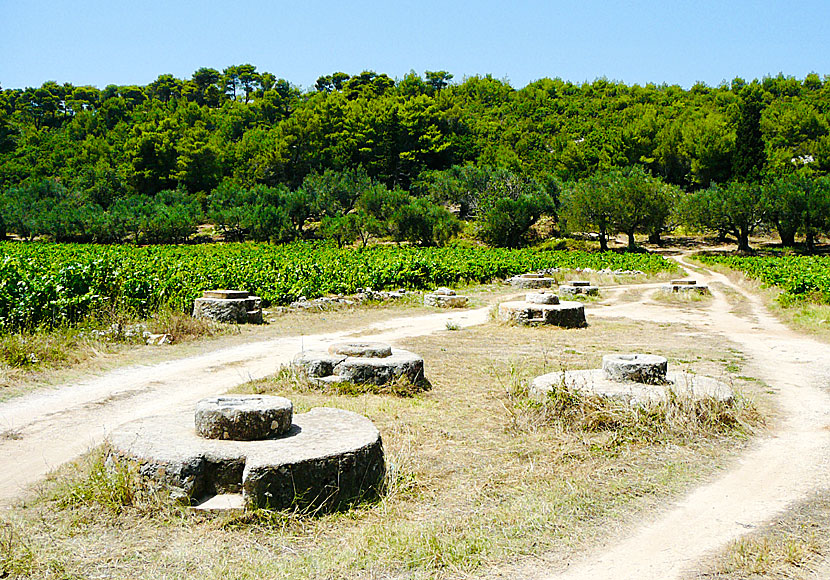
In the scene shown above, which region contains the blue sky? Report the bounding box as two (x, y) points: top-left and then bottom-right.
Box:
(1, 0), (828, 91)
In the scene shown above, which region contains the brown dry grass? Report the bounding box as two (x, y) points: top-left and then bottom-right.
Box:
(687, 492), (830, 579)
(0, 315), (763, 580)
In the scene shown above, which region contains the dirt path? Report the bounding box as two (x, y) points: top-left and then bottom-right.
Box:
(538, 255), (830, 579)
(0, 306), (489, 507)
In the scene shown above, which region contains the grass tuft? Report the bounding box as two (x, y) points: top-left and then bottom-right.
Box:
(246, 366), (431, 398)
(501, 368), (760, 447)
(0, 520), (35, 577)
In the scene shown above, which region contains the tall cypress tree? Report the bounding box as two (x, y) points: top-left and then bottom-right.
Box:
(732, 85), (766, 181)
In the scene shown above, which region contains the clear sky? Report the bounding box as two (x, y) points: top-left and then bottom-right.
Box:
(1, 0), (828, 91)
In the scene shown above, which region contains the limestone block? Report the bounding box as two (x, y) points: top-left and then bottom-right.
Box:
(424, 291), (469, 308)
(195, 395), (293, 441)
(292, 350), (347, 377)
(329, 342), (393, 358)
(203, 290), (250, 299)
(508, 273), (557, 289)
(498, 300), (586, 327)
(661, 283), (710, 295)
(193, 298), (249, 323)
(602, 354), (668, 384)
(193, 290), (263, 324)
(525, 292), (560, 304)
(333, 350), (425, 385)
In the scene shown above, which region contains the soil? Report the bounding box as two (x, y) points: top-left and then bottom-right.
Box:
(2, 253), (830, 577)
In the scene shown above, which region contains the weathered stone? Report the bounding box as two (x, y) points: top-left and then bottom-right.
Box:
(559, 285), (600, 296)
(195, 395), (293, 440)
(498, 299), (586, 327)
(670, 279), (697, 285)
(294, 343), (426, 386)
(193, 291), (263, 324)
(508, 273), (557, 289)
(525, 292), (560, 305)
(145, 333), (174, 346)
(570, 280), (592, 287)
(109, 407), (385, 511)
(203, 289), (250, 299)
(193, 298), (249, 323)
(292, 350), (347, 377)
(424, 290), (469, 308)
(334, 350), (425, 385)
(531, 369), (733, 407)
(329, 342), (392, 358)
(661, 283), (711, 295)
(602, 354), (668, 384)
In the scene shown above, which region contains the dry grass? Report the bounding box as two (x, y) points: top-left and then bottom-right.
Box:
(688, 492), (830, 579)
(0, 315), (764, 580)
(650, 287), (714, 308)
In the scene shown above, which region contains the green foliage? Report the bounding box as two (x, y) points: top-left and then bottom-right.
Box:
(698, 253), (830, 305)
(682, 181), (765, 251)
(0, 241), (675, 333)
(563, 166), (675, 250)
(762, 173), (830, 251)
(3, 69), (830, 252)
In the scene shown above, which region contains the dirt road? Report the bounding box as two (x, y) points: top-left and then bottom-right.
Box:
(0, 306), (489, 506)
(539, 256), (830, 579)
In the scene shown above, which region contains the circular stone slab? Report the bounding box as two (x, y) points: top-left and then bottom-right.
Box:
(526, 292), (560, 305)
(530, 369), (733, 407)
(329, 342), (393, 358)
(602, 354), (668, 384)
(109, 407), (385, 511)
(195, 395), (293, 440)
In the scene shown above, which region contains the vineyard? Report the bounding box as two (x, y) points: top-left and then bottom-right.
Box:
(0, 241), (675, 332)
(697, 253), (830, 305)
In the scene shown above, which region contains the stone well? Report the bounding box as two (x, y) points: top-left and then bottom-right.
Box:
(292, 341), (425, 386)
(508, 272), (557, 289)
(559, 280), (600, 297)
(193, 290), (263, 324)
(108, 395), (385, 511)
(661, 279), (710, 295)
(530, 353), (733, 406)
(497, 291), (586, 327)
(424, 287), (469, 308)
